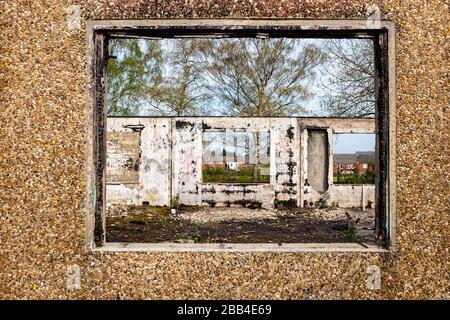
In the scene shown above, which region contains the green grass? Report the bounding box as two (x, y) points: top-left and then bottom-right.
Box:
(203, 164), (270, 183)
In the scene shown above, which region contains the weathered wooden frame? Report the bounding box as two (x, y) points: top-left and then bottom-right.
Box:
(85, 19), (396, 252)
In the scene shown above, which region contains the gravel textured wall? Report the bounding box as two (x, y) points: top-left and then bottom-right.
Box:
(0, 1), (448, 299)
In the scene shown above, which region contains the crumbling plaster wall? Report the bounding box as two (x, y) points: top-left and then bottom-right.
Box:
(107, 117), (374, 209)
(106, 118), (171, 206)
(1, 1), (448, 300)
(107, 117), (300, 208)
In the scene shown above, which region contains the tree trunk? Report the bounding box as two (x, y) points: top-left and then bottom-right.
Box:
(233, 136), (237, 162)
(222, 133), (227, 164)
(253, 132), (260, 182)
(245, 135), (250, 164)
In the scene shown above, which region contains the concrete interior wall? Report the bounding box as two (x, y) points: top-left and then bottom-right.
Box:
(106, 117), (375, 209)
(106, 131), (140, 184)
(306, 129), (329, 193)
(106, 118), (171, 206)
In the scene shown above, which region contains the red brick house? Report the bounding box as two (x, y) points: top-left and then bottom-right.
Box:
(333, 151), (375, 175)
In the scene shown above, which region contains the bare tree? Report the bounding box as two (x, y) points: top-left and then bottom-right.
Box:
(200, 38), (324, 180)
(201, 38), (325, 117)
(319, 39), (375, 117)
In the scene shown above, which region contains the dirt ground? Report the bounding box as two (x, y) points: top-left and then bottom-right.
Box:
(106, 205), (377, 244)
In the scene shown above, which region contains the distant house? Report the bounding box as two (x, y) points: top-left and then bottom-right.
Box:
(333, 151), (375, 175)
(354, 152), (376, 174)
(333, 154), (357, 175)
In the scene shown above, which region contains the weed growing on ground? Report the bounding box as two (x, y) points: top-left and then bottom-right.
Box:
(193, 224), (201, 243)
(342, 225), (358, 242)
(171, 195), (181, 209)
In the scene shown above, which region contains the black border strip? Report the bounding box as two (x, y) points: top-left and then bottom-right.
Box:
(92, 25), (389, 247)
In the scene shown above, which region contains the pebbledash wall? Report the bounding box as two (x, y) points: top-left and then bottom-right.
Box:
(106, 117), (375, 210)
(1, 1), (448, 299)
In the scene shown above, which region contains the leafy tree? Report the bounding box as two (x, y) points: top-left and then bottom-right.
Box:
(107, 39), (163, 116)
(146, 39), (211, 116)
(319, 39), (375, 117)
(108, 38), (325, 118)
